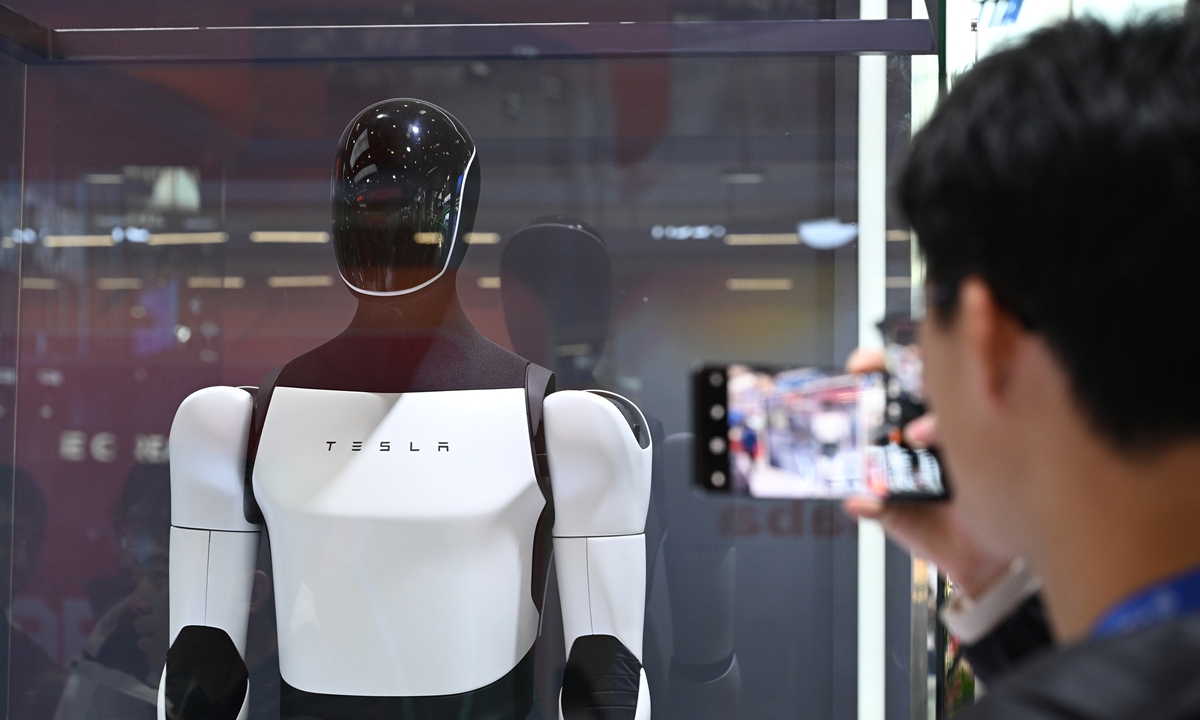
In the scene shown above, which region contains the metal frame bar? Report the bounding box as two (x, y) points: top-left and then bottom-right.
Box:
(1, 13), (934, 64)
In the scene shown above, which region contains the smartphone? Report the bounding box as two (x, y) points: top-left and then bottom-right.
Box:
(693, 363), (949, 501)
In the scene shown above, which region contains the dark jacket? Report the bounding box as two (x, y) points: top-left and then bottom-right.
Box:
(962, 616), (1200, 720)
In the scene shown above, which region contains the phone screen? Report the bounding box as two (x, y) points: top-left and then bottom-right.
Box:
(694, 364), (948, 501)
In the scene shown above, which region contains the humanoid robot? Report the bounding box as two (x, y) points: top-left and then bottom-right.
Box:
(500, 220), (739, 720)
(500, 218), (658, 718)
(159, 100), (652, 720)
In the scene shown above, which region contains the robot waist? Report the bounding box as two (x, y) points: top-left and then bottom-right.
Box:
(279, 647), (535, 720)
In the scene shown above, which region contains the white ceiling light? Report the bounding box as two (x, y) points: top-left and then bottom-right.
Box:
(268, 275), (333, 288)
(250, 231), (329, 244)
(798, 218), (858, 249)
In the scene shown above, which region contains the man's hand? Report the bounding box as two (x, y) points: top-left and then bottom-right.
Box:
(843, 348), (1013, 598)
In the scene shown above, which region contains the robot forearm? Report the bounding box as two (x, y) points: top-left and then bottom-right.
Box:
(544, 390), (653, 720)
(161, 527), (259, 720)
(554, 534), (649, 720)
(161, 387), (261, 720)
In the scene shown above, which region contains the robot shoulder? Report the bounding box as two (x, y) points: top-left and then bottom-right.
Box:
(169, 386), (259, 532)
(544, 390), (652, 537)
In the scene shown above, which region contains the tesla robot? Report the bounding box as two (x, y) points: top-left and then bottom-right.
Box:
(158, 99), (653, 720)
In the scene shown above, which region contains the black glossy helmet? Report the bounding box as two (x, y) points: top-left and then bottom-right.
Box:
(332, 99), (480, 295)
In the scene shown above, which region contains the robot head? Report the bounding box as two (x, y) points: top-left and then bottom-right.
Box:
(500, 217), (611, 387)
(332, 99), (480, 296)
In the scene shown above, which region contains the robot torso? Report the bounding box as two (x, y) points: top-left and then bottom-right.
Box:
(253, 386), (545, 697)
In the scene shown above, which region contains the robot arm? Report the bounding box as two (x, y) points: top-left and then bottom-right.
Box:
(159, 387), (262, 720)
(545, 390), (653, 720)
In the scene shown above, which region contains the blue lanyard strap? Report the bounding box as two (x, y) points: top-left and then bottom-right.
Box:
(1093, 565), (1200, 638)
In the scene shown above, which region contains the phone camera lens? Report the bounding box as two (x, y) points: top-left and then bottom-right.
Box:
(710, 404), (725, 420)
(708, 436), (727, 454)
(708, 371), (724, 387)
(711, 470), (727, 487)
(887, 401), (902, 421)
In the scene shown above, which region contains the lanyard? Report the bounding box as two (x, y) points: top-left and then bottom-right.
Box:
(1093, 565), (1200, 638)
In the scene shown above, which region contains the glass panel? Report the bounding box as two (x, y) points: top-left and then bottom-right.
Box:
(1, 51), (59, 720)
(4, 16), (924, 720)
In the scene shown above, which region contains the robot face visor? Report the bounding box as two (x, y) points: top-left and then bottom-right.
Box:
(333, 152), (476, 295)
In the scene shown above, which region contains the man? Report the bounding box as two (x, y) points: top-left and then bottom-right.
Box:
(64, 465), (280, 720)
(846, 350), (1052, 683)
(0, 466), (66, 720)
(858, 16), (1200, 717)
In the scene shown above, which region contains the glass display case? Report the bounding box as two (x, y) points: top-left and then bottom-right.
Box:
(0, 2), (938, 719)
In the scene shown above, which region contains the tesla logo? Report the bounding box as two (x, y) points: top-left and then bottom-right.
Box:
(325, 440), (449, 452)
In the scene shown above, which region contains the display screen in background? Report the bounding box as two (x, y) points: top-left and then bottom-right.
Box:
(695, 365), (947, 500)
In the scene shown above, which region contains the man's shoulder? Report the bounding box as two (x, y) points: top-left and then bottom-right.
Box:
(962, 616), (1200, 720)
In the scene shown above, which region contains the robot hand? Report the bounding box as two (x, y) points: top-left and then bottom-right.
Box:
(545, 391), (653, 720)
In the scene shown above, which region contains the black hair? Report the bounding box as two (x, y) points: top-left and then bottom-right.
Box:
(0, 465), (47, 541)
(113, 464), (171, 530)
(899, 16), (1200, 450)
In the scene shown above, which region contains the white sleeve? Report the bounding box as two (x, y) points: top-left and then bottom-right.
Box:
(939, 559), (1041, 644)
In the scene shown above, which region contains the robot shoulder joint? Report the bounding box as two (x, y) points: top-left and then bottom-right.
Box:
(544, 390), (651, 537)
(169, 386), (258, 531)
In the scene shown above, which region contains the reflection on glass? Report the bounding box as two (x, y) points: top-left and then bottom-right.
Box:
(4, 39), (917, 720)
(2, 467), (66, 720)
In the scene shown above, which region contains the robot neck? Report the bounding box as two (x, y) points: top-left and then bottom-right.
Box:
(346, 272), (472, 337)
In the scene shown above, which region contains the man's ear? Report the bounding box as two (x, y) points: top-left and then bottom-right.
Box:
(959, 277), (1026, 404)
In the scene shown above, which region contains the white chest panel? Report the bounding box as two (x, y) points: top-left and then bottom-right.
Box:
(253, 386), (544, 698)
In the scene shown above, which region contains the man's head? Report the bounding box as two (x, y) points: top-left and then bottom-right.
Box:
(901, 18), (1200, 558)
(0, 466), (48, 603)
(113, 465), (171, 674)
